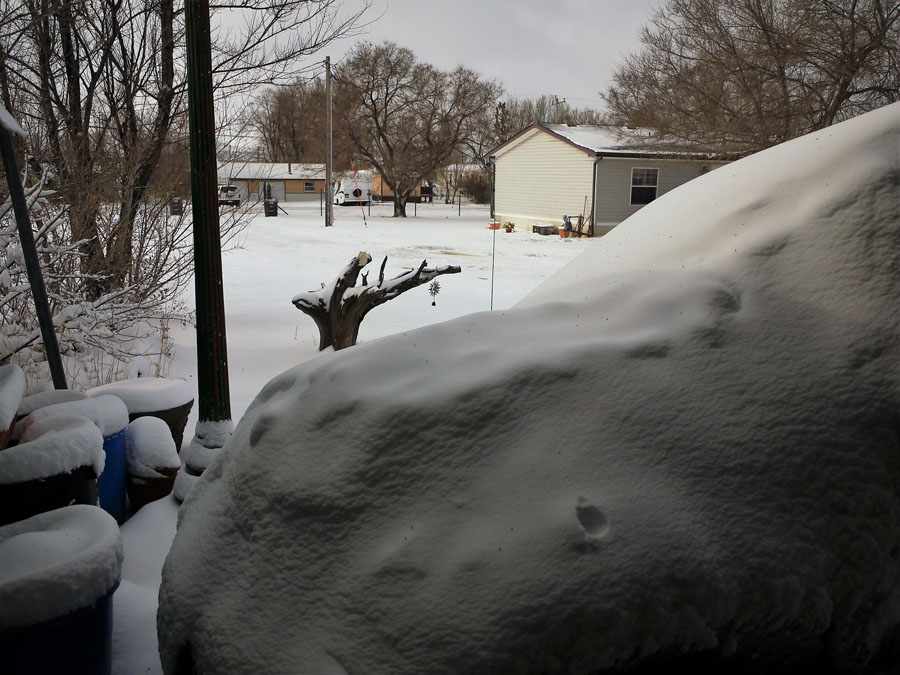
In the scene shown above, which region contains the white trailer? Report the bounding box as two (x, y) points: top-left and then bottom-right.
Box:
(333, 170), (372, 206)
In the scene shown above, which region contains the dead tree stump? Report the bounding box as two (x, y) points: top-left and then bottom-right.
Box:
(292, 252), (461, 351)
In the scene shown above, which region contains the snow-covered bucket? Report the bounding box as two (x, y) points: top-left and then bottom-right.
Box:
(0, 414), (104, 527)
(13, 395), (130, 523)
(87, 377), (193, 452)
(0, 505), (123, 675)
(15, 388), (87, 422)
(125, 416), (181, 511)
(0, 364), (25, 450)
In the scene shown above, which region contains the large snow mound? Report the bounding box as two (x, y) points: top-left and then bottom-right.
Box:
(158, 104), (900, 674)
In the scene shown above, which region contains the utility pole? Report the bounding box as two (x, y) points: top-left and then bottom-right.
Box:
(553, 95), (566, 124)
(325, 56), (334, 227)
(185, 0), (231, 427)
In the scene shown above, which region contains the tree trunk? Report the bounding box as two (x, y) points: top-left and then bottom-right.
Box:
(393, 194), (407, 217)
(293, 254), (461, 350)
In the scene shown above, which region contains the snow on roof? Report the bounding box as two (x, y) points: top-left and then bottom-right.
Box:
(159, 103), (900, 673)
(218, 162), (326, 181)
(0, 505), (122, 630)
(490, 122), (724, 159)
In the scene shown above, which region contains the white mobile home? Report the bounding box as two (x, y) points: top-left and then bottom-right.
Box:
(488, 124), (731, 236)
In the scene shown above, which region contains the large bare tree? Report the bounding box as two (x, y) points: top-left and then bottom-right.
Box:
(0, 0), (366, 384)
(603, 0), (900, 154)
(334, 42), (500, 217)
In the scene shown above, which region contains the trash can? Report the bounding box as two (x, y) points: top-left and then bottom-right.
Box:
(87, 377), (194, 453)
(0, 505), (123, 675)
(169, 197), (183, 216)
(264, 199), (278, 217)
(12, 395), (130, 523)
(0, 414), (104, 527)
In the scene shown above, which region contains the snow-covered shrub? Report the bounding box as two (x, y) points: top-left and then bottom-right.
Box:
(0, 177), (185, 393)
(158, 104), (900, 674)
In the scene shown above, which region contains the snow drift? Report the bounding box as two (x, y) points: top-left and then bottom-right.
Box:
(158, 104), (900, 674)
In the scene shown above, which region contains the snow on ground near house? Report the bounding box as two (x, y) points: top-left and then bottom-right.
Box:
(111, 202), (591, 673)
(166, 201), (592, 437)
(157, 104), (900, 674)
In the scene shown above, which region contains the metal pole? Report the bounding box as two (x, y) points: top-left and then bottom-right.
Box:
(185, 0), (231, 423)
(325, 56), (334, 227)
(0, 123), (67, 389)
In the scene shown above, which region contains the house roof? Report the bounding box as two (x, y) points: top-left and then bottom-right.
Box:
(488, 123), (728, 160)
(218, 162), (326, 180)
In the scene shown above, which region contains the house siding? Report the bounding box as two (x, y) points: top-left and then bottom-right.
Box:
(494, 131), (594, 229)
(593, 157), (729, 230)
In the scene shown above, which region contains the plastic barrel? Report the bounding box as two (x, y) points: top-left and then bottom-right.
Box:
(97, 427), (127, 523)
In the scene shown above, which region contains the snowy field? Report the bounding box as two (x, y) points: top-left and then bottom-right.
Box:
(167, 200), (593, 429)
(113, 201), (593, 673)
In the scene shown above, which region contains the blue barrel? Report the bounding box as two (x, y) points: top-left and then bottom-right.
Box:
(97, 427), (127, 522)
(0, 506), (123, 675)
(0, 584), (117, 674)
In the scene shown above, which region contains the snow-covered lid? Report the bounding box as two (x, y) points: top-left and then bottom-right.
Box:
(87, 377), (192, 414)
(0, 505), (123, 629)
(17, 389), (87, 418)
(14, 394), (128, 439)
(126, 416), (180, 477)
(0, 102), (26, 138)
(1, 413), (105, 484)
(0, 363), (26, 430)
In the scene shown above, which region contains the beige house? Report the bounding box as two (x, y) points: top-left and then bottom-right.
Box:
(488, 124), (730, 236)
(218, 162), (327, 202)
(372, 172), (422, 202)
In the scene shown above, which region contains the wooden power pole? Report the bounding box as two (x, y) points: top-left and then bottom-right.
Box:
(185, 0), (231, 425)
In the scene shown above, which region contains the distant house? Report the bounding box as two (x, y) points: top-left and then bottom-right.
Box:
(488, 124), (731, 236)
(217, 162), (326, 202)
(372, 173), (423, 203)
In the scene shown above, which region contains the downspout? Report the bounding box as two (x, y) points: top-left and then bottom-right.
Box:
(489, 157), (496, 221)
(590, 154), (601, 237)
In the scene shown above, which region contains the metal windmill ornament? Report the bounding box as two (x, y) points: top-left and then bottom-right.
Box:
(428, 279), (441, 306)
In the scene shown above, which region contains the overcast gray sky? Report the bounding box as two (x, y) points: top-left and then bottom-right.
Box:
(327, 0), (661, 110)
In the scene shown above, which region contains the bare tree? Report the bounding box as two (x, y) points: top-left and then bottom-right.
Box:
(0, 0), (367, 384)
(334, 42), (500, 217)
(465, 95), (606, 169)
(292, 252), (461, 351)
(603, 0), (900, 154)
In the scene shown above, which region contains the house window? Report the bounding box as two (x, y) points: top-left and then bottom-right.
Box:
(631, 168), (658, 205)
(304, 181), (315, 193)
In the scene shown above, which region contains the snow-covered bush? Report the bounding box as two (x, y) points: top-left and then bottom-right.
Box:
(159, 104), (900, 674)
(0, 176), (184, 392)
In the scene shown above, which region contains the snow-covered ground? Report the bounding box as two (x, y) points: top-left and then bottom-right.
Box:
(155, 104), (900, 674)
(112, 201), (593, 673)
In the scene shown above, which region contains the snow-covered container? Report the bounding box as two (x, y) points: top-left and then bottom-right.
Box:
(125, 416), (181, 511)
(87, 377), (193, 452)
(0, 413), (104, 527)
(0, 363), (25, 450)
(16, 388), (87, 420)
(14, 395), (130, 523)
(0, 505), (123, 675)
